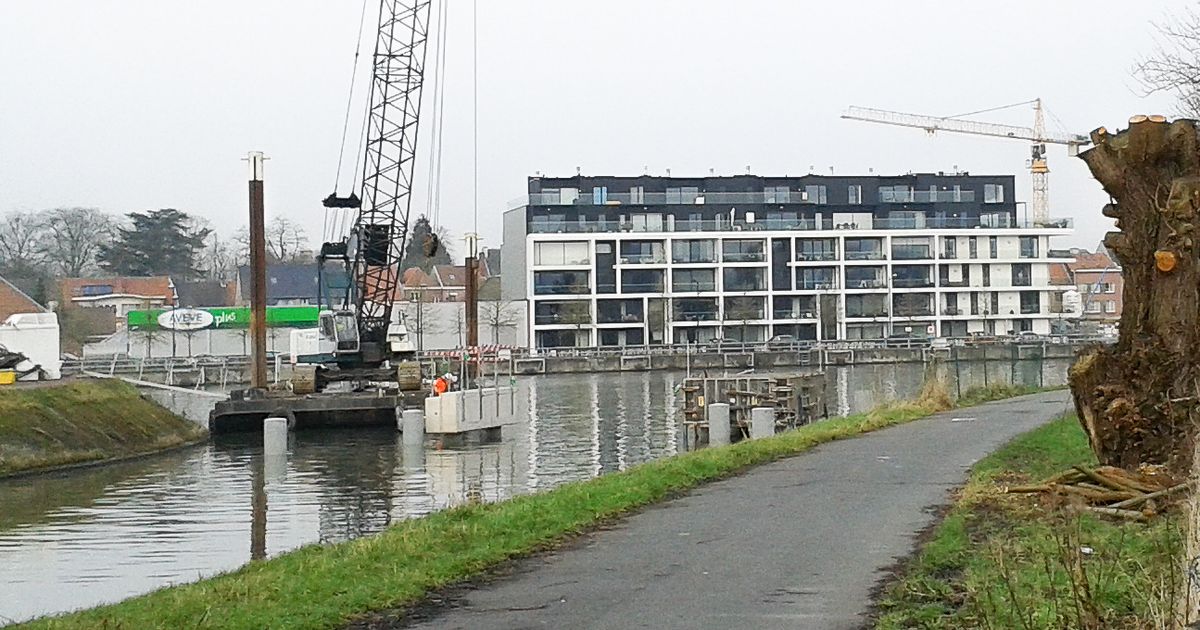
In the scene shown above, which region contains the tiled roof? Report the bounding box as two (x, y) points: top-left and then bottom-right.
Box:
(0, 274), (46, 321)
(1069, 251), (1117, 272)
(60, 276), (175, 305)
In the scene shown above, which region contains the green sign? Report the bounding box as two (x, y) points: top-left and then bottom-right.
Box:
(127, 306), (320, 330)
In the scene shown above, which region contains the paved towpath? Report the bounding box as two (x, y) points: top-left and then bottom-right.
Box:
(395, 391), (1072, 630)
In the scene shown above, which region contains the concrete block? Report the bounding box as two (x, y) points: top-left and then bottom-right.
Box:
(401, 409), (424, 446)
(708, 403), (730, 447)
(750, 407), (775, 439)
(263, 416), (288, 455)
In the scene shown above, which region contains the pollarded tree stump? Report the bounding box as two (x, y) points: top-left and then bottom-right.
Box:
(1071, 116), (1200, 475)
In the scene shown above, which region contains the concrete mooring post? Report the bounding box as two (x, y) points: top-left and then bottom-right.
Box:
(400, 408), (425, 446)
(707, 403), (730, 446)
(263, 416), (288, 455)
(750, 407), (775, 440)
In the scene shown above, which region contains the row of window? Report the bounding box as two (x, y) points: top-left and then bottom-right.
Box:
(1078, 282), (1117, 294)
(532, 291), (1045, 325)
(1085, 301), (1119, 313)
(533, 236), (1042, 266)
(535, 183), (1005, 206)
(532, 263), (1036, 295)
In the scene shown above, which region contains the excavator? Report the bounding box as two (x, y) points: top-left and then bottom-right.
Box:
(293, 0), (438, 392)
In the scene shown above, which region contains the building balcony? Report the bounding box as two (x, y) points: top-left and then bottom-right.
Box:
(672, 311), (719, 322)
(846, 310), (889, 318)
(796, 251), (838, 262)
(845, 279), (887, 289)
(619, 253), (667, 264)
(878, 190), (977, 203)
(845, 251), (885, 261)
(891, 246), (932, 260)
(526, 215), (1074, 234)
(796, 280), (839, 290)
(894, 308), (934, 317)
(723, 252), (766, 263)
(942, 306), (962, 316)
(773, 309), (817, 320)
(938, 278), (969, 287)
(892, 278), (934, 288)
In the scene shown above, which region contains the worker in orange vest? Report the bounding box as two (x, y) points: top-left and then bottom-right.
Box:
(433, 374), (449, 396)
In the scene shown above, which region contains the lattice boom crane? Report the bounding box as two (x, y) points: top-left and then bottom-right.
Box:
(841, 99), (1090, 224)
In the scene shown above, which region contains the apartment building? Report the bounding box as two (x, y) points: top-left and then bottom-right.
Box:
(500, 174), (1075, 351)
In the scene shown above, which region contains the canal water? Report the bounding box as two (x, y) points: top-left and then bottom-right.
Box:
(0, 359), (1070, 623)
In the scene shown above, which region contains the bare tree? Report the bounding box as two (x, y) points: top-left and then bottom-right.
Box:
(201, 231), (238, 281)
(40, 207), (114, 277)
(0, 211), (46, 267)
(232, 226), (251, 268)
(481, 300), (520, 345)
(1135, 7), (1200, 117)
(403, 295), (439, 352)
(265, 217), (309, 262)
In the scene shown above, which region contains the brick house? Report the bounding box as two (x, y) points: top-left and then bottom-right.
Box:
(0, 274), (48, 322)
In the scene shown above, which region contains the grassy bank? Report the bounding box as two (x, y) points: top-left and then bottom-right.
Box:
(0, 379), (207, 476)
(16, 382), (1046, 630)
(874, 415), (1181, 629)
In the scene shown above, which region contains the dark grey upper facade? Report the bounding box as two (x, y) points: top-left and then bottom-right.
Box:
(519, 173), (1027, 232)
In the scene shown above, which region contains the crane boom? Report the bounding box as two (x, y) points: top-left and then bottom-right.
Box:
(353, 0), (432, 353)
(841, 106), (1089, 147)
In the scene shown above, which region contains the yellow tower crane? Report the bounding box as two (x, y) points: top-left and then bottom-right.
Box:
(841, 99), (1089, 225)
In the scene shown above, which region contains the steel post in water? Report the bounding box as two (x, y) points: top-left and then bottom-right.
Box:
(247, 151), (268, 389)
(750, 407), (775, 439)
(707, 402), (730, 446)
(264, 416), (288, 455)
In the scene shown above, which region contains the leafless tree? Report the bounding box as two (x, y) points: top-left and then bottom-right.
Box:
(40, 207), (115, 277)
(232, 226), (251, 268)
(481, 300), (520, 344)
(451, 302), (465, 347)
(266, 217), (310, 262)
(402, 295), (439, 352)
(201, 231), (238, 281)
(1135, 7), (1200, 117)
(0, 211), (46, 267)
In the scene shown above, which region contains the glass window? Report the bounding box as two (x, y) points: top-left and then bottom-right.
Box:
(989, 236), (998, 259)
(533, 271), (590, 295)
(941, 237), (957, 259)
(803, 185), (828, 204)
(1020, 291), (1040, 314)
(1019, 236), (1038, 258)
(630, 213), (664, 232)
(845, 238), (883, 260)
(672, 239), (716, 263)
(723, 296), (765, 320)
(722, 267), (766, 292)
(620, 269), (664, 293)
(984, 184), (1005, 203)
(796, 239), (837, 261)
(533, 241), (590, 266)
(1012, 263), (1032, 287)
(891, 237), (931, 260)
(845, 294), (888, 317)
(673, 297), (719, 321)
(845, 266), (885, 288)
(672, 269), (716, 292)
(534, 300), (592, 325)
(968, 237), (978, 259)
(848, 185), (862, 205)
(619, 240), (665, 264)
(722, 239), (766, 262)
(597, 298), (643, 323)
(630, 186), (644, 204)
(764, 186), (791, 203)
(796, 267), (837, 290)
(1104, 301), (1116, 313)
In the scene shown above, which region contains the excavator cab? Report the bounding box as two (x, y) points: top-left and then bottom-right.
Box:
(318, 310), (360, 354)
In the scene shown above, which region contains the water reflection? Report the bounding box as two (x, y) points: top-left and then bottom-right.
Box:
(0, 360), (1072, 622)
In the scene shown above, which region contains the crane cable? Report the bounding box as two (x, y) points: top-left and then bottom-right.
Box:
(943, 99), (1038, 122)
(425, 0), (450, 228)
(325, 0), (372, 244)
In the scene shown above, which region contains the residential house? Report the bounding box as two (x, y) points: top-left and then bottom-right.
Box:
(175, 280), (237, 308)
(1068, 249), (1122, 323)
(59, 276), (175, 320)
(0, 274), (47, 321)
(236, 263), (347, 306)
(400, 264), (489, 303)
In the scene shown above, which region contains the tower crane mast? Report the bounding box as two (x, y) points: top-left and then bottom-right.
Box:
(842, 99), (1090, 224)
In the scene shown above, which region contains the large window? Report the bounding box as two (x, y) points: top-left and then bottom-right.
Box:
(893, 293), (934, 317)
(886, 210), (925, 229)
(534, 271), (589, 295)
(620, 269), (665, 293)
(533, 241), (589, 266)
(597, 299), (643, 324)
(723, 267), (766, 292)
(1020, 291), (1041, 314)
(619, 240), (666, 264)
(984, 184), (1005, 203)
(722, 239), (766, 262)
(845, 238), (884, 260)
(672, 269), (716, 292)
(846, 323), (886, 340)
(1019, 236), (1039, 258)
(846, 294), (888, 318)
(773, 295), (816, 319)
(666, 186), (699, 204)
(892, 265), (933, 288)
(796, 238), (837, 261)
(796, 267), (837, 290)
(533, 300), (591, 325)
(763, 186), (792, 203)
(878, 185), (913, 203)
(848, 184), (862, 205)
(845, 266), (886, 289)
(672, 239), (717, 263)
(723, 296), (765, 321)
(673, 297), (719, 321)
(629, 213), (664, 232)
(1012, 263), (1032, 287)
(803, 185), (828, 204)
(891, 237), (931, 260)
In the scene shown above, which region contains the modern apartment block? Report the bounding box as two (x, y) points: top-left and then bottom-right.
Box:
(500, 174), (1075, 351)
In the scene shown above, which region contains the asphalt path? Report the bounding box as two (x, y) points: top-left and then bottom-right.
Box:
(394, 390), (1072, 630)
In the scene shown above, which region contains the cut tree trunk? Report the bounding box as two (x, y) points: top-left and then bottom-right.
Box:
(1071, 116), (1200, 475)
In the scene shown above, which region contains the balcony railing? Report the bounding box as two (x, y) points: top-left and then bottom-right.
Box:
(939, 278), (969, 287)
(892, 278), (934, 288)
(722, 252), (766, 263)
(942, 306), (961, 316)
(534, 314), (592, 325)
(526, 215), (1074, 233)
(846, 310), (889, 318)
(672, 282), (717, 292)
(845, 278), (887, 289)
(533, 284), (590, 295)
(878, 190), (977, 203)
(894, 308), (934, 317)
(891, 246), (932, 260)
(845, 250), (885, 260)
(619, 253), (667, 264)
(796, 251), (838, 261)
(796, 280), (839, 290)
(672, 311), (719, 322)
(773, 310), (817, 319)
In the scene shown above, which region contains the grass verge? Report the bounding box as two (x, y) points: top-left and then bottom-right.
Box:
(0, 379), (207, 476)
(18, 382), (1045, 630)
(874, 415), (1182, 629)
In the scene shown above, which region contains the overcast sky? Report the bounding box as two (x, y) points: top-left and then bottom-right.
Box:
(0, 1), (1188, 258)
